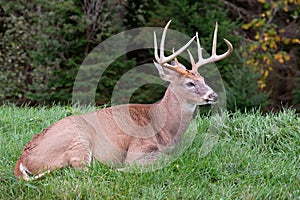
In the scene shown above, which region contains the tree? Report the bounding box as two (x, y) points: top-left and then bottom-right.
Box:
(223, 0), (300, 110)
(0, 1), (36, 104)
(0, 0), (124, 105)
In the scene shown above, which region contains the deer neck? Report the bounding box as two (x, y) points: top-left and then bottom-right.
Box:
(162, 86), (196, 114)
(151, 86), (196, 140)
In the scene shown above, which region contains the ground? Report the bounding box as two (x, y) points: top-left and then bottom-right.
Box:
(0, 105), (299, 199)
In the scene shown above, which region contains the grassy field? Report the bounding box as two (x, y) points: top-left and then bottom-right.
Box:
(0, 105), (299, 199)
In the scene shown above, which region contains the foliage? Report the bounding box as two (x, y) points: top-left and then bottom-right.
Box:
(25, 0), (85, 104)
(0, 0), (84, 104)
(0, 1), (35, 104)
(227, 0), (300, 109)
(124, 0), (152, 28)
(224, 61), (270, 111)
(0, 0), (122, 105)
(242, 0), (300, 88)
(0, 0), (299, 110)
(1, 105), (299, 198)
(95, 57), (138, 105)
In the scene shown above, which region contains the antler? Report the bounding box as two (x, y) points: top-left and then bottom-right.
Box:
(188, 22), (233, 72)
(154, 20), (195, 75)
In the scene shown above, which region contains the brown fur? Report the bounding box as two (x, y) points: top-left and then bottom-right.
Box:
(14, 89), (190, 180)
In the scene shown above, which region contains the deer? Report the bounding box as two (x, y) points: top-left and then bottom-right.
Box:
(14, 21), (233, 181)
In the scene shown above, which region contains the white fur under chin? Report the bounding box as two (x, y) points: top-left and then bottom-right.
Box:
(184, 103), (197, 112)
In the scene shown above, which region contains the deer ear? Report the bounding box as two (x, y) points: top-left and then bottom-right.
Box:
(153, 61), (172, 82)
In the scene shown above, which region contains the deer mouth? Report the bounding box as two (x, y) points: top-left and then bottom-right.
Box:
(196, 101), (215, 106)
(207, 100), (218, 104)
(197, 98), (218, 105)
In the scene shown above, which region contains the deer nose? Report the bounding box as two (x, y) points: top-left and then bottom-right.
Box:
(208, 92), (219, 102)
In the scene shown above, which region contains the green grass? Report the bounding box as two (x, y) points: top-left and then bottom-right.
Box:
(0, 104), (299, 199)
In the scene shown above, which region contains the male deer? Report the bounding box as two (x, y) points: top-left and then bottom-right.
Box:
(14, 21), (233, 180)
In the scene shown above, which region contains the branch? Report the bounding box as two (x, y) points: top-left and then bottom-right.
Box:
(221, 0), (254, 21)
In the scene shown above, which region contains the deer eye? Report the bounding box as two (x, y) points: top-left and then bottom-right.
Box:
(186, 81), (195, 87)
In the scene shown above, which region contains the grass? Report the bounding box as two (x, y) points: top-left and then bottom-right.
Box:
(0, 104), (299, 199)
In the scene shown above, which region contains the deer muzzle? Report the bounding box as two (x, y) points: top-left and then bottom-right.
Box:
(207, 92), (219, 102)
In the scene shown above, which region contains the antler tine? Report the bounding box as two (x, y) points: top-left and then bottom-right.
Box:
(188, 32), (202, 72)
(194, 22), (233, 70)
(212, 21), (218, 57)
(196, 32), (203, 62)
(187, 49), (196, 70)
(154, 20), (195, 66)
(154, 31), (159, 62)
(159, 20), (172, 60)
(172, 48), (179, 66)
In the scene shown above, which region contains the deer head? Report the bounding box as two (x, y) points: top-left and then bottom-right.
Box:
(153, 20), (233, 108)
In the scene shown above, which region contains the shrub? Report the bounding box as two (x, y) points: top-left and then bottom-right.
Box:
(224, 62), (270, 111)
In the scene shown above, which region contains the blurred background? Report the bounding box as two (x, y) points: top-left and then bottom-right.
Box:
(0, 0), (299, 112)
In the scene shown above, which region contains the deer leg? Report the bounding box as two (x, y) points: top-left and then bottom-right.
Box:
(14, 121), (94, 181)
(123, 144), (164, 166)
(15, 142), (92, 181)
(117, 150), (164, 172)
(67, 147), (93, 169)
